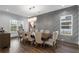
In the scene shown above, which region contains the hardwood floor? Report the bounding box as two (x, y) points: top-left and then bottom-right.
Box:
(0, 38), (79, 53)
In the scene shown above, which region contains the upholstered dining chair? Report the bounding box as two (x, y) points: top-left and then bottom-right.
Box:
(45, 30), (50, 33)
(22, 32), (28, 44)
(52, 31), (59, 46)
(45, 31), (59, 47)
(35, 29), (38, 32)
(35, 32), (43, 47)
(40, 29), (44, 33)
(27, 32), (35, 45)
(17, 30), (23, 42)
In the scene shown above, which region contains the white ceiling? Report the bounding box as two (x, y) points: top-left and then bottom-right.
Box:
(0, 5), (73, 17)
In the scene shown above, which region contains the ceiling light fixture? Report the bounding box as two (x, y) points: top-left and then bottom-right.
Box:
(29, 6), (35, 10)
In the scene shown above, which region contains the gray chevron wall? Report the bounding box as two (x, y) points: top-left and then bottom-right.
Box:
(36, 5), (78, 45)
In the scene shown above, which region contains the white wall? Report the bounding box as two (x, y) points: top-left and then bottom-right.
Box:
(23, 19), (29, 32)
(0, 11), (28, 37)
(0, 14), (11, 33)
(78, 6), (79, 45)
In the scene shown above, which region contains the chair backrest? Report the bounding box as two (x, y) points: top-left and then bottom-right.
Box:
(40, 29), (44, 33)
(35, 29), (38, 32)
(45, 30), (50, 33)
(35, 32), (43, 43)
(17, 30), (23, 37)
(27, 32), (33, 41)
(22, 32), (28, 40)
(53, 31), (59, 41)
(17, 30), (20, 35)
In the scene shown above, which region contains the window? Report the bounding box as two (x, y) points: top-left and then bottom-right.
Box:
(60, 15), (73, 36)
(10, 20), (17, 31)
(10, 19), (24, 32)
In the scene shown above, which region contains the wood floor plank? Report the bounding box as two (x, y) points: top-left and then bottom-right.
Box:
(0, 38), (79, 53)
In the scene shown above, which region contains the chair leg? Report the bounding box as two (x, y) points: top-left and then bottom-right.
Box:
(30, 41), (34, 46)
(42, 41), (45, 47)
(22, 39), (25, 44)
(35, 43), (38, 47)
(23, 40), (26, 44)
(53, 41), (57, 48)
(55, 42), (57, 48)
(33, 40), (35, 45)
(20, 37), (23, 43)
(40, 44), (43, 47)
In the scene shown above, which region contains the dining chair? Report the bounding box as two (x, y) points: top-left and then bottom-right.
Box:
(53, 31), (59, 45)
(35, 29), (38, 32)
(35, 32), (43, 47)
(45, 30), (50, 33)
(40, 29), (44, 33)
(21, 32), (28, 44)
(45, 31), (59, 47)
(17, 30), (23, 42)
(27, 32), (35, 45)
